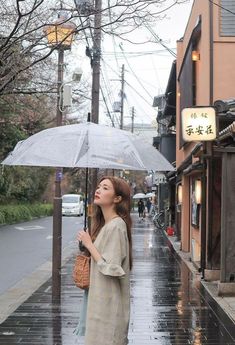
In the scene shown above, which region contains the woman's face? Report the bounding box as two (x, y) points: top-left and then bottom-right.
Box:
(94, 179), (116, 207)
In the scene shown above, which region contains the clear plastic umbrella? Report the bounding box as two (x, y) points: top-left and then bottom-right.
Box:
(2, 122), (175, 259)
(1, 122), (174, 232)
(2, 122), (174, 172)
(133, 193), (148, 199)
(146, 192), (155, 198)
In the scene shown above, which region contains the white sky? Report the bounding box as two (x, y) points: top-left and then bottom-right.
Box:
(66, 0), (193, 126)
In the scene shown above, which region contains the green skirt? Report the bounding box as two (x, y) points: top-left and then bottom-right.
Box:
(74, 289), (89, 336)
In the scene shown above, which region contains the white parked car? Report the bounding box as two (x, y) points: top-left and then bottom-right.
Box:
(62, 194), (84, 217)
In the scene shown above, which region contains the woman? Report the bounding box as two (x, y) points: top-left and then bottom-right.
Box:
(77, 176), (132, 345)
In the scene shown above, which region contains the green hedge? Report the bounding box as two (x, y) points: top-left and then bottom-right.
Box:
(0, 203), (53, 225)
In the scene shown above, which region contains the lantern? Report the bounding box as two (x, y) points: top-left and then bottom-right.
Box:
(177, 184), (183, 204)
(44, 16), (76, 50)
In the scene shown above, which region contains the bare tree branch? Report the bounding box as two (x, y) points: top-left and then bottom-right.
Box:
(0, 0), (189, 96)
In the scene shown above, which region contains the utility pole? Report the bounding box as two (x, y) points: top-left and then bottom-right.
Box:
(120, 64), (125, 129)
(52, 47), (64, 303)
(91, 0), (102, 124)
(90, 0), (102, 215)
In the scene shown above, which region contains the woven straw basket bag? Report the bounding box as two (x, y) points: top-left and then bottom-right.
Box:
(73, 254), (91, 290)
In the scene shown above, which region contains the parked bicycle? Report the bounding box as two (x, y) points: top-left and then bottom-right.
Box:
(153, 209), (165, 229)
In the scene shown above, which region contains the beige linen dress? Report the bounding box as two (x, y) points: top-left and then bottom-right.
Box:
(85, 217), (130, 345)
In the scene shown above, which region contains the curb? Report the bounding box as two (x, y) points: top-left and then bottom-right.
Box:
(161, 229), (235, 325)
(0, 242), (77, 324)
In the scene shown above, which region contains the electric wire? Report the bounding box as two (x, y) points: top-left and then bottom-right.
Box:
(76, 12), (116, 127)
(101, 42), (119, 110)
(108, 0), (120, 71)
(75, 2), (159, 125)
(101, 48), (176, 58)
(102, 58), (152, 107)
(143, 22), (177, 58)
(102, 57), (154, 122)
(100, 85), (115, 127)
(100, 42), (121, 127)
(119, 44), (153, 101)
(126, 84), (154, 122)
(100, 65), (117, 126)
(86, 24), (118, 127)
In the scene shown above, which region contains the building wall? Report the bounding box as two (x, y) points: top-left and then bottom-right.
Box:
(175, 0), (235, 260)
(213, 1), (235, 100)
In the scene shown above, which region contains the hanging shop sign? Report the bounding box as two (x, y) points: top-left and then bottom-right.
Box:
(155, 173), (167, 185)
(182, 107), (216, 141)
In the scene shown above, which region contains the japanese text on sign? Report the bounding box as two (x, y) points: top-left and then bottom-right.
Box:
(182, 107), (216, 142)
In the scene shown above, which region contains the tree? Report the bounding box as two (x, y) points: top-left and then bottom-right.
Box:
(0, 0), (188, 203)
(0, 0), (188, 96)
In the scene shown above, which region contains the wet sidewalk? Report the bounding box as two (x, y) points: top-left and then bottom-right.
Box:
(0, 214), (235, 344)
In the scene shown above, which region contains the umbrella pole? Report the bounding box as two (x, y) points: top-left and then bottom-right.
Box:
(79, 112), (91, 251)
(84, 167), (88, 230)
(79, 167), (89, 251)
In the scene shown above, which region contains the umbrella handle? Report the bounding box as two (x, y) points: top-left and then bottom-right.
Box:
(79, 241), (85, 252)
(79, 226), (87, 251)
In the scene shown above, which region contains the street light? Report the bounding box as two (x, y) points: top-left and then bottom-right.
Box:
(44, 16), (76, 49)
(45, 15), (76, 303)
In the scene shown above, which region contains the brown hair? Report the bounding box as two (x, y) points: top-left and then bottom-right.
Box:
(91, 176), (132, 269)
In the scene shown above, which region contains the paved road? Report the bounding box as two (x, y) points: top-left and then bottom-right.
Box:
(0, 214), (234, 344)
(0, 216), (83, 295)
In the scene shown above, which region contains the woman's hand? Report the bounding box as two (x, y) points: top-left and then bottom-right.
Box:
(77, 230), (93, 250)
(77, 230), (102, 263)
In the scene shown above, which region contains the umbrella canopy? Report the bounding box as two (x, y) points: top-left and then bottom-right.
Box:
(133, 193), (148, 199)
(2, 122), (174, 172)
(146, 192), (155, 198)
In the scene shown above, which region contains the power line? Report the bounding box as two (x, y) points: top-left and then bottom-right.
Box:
(100, 68), (114, 108)
(100, 85), (115, 127)
(124, 79), (153, 108)
(102, 48), (176, 58)
(100, 67), (117, 126)
(101, 59), (154, 121)
(102, 59), (152, 106)
(108, 0), (120, 71)
(119, 44), (154, 101)
(101, 42), (123, 128)
(126, 87), (154, 122)
(144, 22), (177, 58)
(101, 42), (119, 107)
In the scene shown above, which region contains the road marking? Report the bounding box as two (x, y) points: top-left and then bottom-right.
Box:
(15, 225), (45, 231)
(2, 331), (15, 335)
(44, 286), (51, 293)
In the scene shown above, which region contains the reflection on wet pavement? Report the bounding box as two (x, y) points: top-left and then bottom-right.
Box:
(0, 214), (234, 344)
(129, 216), (235, 345)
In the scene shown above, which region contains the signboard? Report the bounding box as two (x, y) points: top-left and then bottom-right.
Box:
(182, 107), (216, 141)
(155, 173), (167, 185)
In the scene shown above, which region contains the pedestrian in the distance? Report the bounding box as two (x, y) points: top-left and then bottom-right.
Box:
(137, 198), (145, 220)
(146, 198), (152, 214)
(77, 176), (132, 345)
